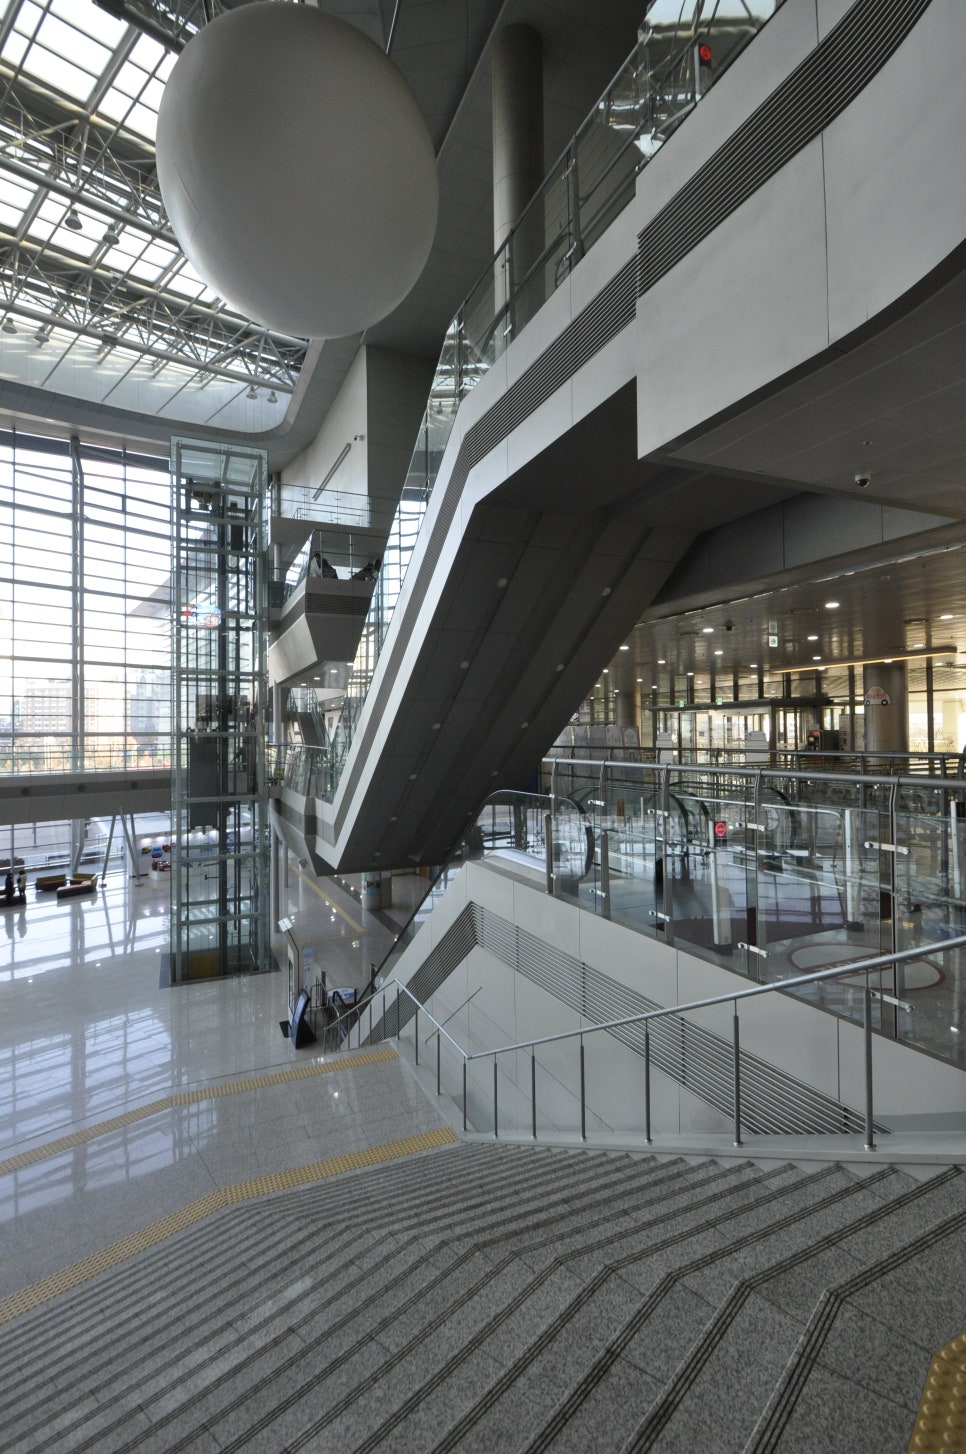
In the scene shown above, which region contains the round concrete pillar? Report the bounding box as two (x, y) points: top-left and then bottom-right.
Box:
(614, 692), (636, 729)
(491, 25), (544, 254)
(862, 662), (908, 753)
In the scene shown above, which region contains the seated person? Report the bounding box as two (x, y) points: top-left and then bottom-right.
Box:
(309, 552), (339, 579)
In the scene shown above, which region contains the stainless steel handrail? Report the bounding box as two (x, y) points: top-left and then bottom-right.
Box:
(350, 934), (966, 1154)
(550, 755), (966, 792)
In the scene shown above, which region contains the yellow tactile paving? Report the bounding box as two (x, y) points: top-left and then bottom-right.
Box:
(0, 1046), (398, 1178)
(908, 1330), (966, 1452)
(0, 1124), (457, 1328)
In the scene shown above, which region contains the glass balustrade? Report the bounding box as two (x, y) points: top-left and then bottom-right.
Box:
(545, 759), (966, 1070)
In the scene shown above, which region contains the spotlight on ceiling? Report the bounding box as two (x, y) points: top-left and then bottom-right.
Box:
(65, 208), (83, 231)
(246, 384), (257, 400)
(268, 390), (278, 404)
(1, 317), (17, 335)
(102, 226), (121, 246)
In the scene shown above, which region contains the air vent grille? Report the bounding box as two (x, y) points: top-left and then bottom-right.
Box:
(367, 897), (874, 1136)
(637, 0), (931, 297)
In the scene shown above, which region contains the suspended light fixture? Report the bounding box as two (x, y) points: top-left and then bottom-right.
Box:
(65, 208), (83, 231)
(2, 317), (17, 335)
(268, 390), (278, 404)
(246, 384), (257, 400)
(102, 225), (121, 246)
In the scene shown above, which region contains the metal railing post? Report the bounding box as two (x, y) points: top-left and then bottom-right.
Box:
(579, 1037), (587, 1142)
(462, 1059), (468, 1132)
(732, 1007), (742, 1147)
(600, 830), (611, 920)
(531, 1049), (537, 1140)
(414, 1007), (419, 1064)
(436, 1032), (441, 1095)
(395, 984), (400, 1041)
(864, 978), (876, 1151)
(544, 812), (554, 895)
(493, 1060), (499, 1138)
(643, 1023), (651, 1145)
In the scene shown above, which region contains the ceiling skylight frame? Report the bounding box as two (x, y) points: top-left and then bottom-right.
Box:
(0, 0), (308, 413)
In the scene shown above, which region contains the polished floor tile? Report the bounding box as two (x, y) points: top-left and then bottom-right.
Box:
(0, 859), (441, 1298)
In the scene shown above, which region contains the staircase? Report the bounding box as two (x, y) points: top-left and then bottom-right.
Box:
(1, 1135), (963, 1452)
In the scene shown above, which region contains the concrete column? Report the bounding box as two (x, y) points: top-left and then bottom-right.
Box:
(862, 662), (908, 753)
(492, 24), (544, 290)
(614, 692), (636, 730)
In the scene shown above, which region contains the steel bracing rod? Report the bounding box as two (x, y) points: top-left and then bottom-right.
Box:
(0, 60), (170, 226)
(0, 246), (302, 388)
(92, 0), (197, 54)
(0, 230), (306, 359)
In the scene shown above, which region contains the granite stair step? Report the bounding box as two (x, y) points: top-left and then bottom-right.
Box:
(0, 1145), (645, 1448)
(1, 1145), (958, 1454)
(514, 1167), (966, 1454)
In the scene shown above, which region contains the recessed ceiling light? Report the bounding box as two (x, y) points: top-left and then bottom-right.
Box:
(749, 663), (758, 668)
(913, 642), (924, 649)
(619, 644), (630, 651)
(657, 659), (666, 665)
(940, 613), (954, 621)
(603, 669), (609, 674)
(686, 671), (694, 677)
(807, 635), (818, 642)
(651, 683), (657, 689)
(702, 627), (714, 634)
(825, 601), (840, 609)
(812, 655), (821, 661)
(714, 649), (723, 656)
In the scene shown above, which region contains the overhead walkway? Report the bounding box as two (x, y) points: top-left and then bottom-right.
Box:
(272, 0), (966, 873)
(0, 765), (170, 824)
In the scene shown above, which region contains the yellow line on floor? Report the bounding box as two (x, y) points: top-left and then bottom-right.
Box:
(908, 1329), (966, 1452)
(294, 866), (365, 933)
(0, 1047), (399, 1178)
(0, 1124), (458, 1328)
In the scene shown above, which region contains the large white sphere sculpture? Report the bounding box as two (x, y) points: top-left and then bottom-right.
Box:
(156, 3), (439, 338)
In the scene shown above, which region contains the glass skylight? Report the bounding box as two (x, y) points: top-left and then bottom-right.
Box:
(0, 0), (303, 429)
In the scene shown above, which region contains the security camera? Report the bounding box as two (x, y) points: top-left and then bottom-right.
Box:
(724, 620), (735, 632)
(854, 473), (872, 489)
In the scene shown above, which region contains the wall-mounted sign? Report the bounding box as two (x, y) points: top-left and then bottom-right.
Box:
(864, 686), (892, 707)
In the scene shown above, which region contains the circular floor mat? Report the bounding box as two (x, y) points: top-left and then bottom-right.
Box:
(786, 943), (944, 990)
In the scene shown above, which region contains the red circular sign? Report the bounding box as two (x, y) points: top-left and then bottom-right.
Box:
(714, 820), (728, 839)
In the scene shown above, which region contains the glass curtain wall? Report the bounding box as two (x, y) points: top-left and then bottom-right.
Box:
(0, 431), (172, 774)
